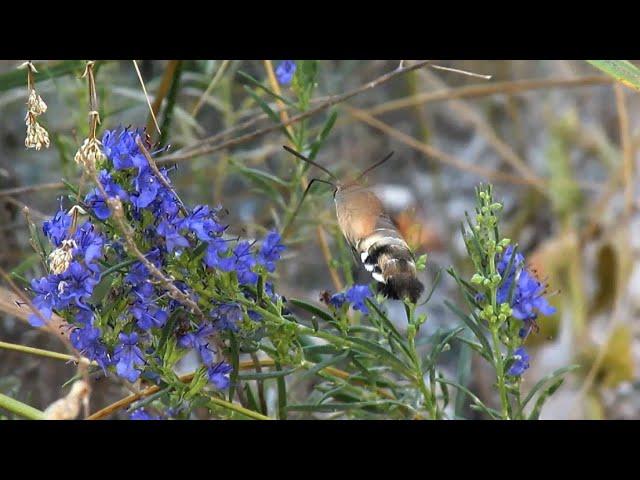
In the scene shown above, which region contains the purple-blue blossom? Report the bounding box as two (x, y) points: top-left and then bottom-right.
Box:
(42, 207), (71, 246)
(507, 347), (530, 376)
(275, 61), (296, 86)
(497, 246), (556, 325)
(178, 324), (217, 366)
(114, 332), (145, 382)
(330, 284), (373, 314)
(256, 230), (286, 272)
(129, 408), (160, 420)
(208, 361), (233, 389)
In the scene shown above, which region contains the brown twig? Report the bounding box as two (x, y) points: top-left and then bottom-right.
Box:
(135, 136), (188, 216)
(418, 69), (546, 192)
(156, 60), (432, 165)
(192, 60), (231, 117)
(0, 182), (65, 198)
(147, 60), (180, 137)
(614, 83), (634, 216)
(344, 105), (539, 186)
(365, 75), (613, 116)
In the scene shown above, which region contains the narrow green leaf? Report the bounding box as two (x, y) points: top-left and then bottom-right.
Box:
(237, 367), (298, 381)
(517, 364), (580, 417)
(587, 60), (640, 91)
(528, 378), (565, 420)
(289, 298), (335, 324)
(237, 70), (295, 107)
(301, 350), (350, 380)
(444, 300), (492, 356)
(243, 86), (294, 142)
(0, 60), (88, 92)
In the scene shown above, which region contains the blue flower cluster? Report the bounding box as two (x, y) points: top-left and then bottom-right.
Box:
(329, 284), (374, 314)
(28, 127), (287, 397)
(497, 246), (556, 376)
(275, 60), (296, 86)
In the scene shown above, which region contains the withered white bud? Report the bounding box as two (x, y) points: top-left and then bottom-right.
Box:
(74, 138), (105, 170)
(48, 239), (77, 274)
(44, 380), (90, 420)
(27, 89), (47, 116)
(25, 120), (50, 150)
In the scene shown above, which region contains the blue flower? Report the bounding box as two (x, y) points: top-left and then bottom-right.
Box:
(70, 325), (110, 371)
(275, 61), (296, 86)
(329, 284), (373, 313)
(132, 169), (161, 209)
(507, 347), (530, 376)
(102, 127), (147, 171)
(184, 205), (225, 242)
(497, 246), (556, 322)
(211, 303), (243, 332)
(113, 332), (145, 382)
(29, 275), (63, 326)
(125, 248), (163, 286)
(204, 238), (236, 271)
(84, 170), (129, 220)
(43, 208), (71, 247)
(157, 220), (190, 253)
(72, 221), (105, 264)
(178, 324), (217, 366)
(329, 292), (346, 308)
(256, 230), (286, 272)
(233, 241), (258, 285)
(129, 408), (160, 420)
(207, 361), (233, 389)
(132, 302), (168, 330)
(57, 262), (99, 307)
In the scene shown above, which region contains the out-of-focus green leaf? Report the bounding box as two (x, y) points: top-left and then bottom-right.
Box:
(0, 60), (89, 92)
(588, 60), (640, 91)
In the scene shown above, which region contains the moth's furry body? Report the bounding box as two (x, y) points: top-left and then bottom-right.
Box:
(282, 145), (425, 303)
(335, 183), (424, 303)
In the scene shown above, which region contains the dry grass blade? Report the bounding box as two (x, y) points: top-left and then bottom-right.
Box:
(614, 83), (634, 216)
(344, 105), (539, 186)
(156, 60), (432, 165)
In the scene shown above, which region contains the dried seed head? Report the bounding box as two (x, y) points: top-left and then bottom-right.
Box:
(43, 380), (90, 420)
(48, 239), (77, 274)
(27, 88), (47, 116)
(25, 119), (50, 150)
(74, 137), (105, 170)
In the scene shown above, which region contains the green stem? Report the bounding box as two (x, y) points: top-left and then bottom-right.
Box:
(0, 393), (45, 420)
(100, 258), (139, 278)
(209, 396), (272, 420)
(488, 234), (510, 419)
(490, 325), (510, 419)
(0, 340), (93, 365)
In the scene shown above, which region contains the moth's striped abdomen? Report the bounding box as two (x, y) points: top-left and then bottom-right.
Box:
(335, 185), (424, 303)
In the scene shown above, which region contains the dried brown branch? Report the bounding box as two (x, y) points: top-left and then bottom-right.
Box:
(344, 105), (539, 186)
(156, 60), (432, 165)
(0, 181), (65, 198)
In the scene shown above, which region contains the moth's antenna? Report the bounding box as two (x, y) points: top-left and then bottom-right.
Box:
(354, 151), (394, 184)
(283, 146), (338, 181)
(281, 178), (335, 239)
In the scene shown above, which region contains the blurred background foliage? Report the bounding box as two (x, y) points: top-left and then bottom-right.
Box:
(0, 59), (639, 419)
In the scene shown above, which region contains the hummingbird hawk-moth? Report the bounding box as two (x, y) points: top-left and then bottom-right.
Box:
(283, 146), (425, 303)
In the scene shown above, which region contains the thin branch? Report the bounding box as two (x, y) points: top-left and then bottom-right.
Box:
(133, 60), (161, 135)
(148, 60), (180, 136)
(156, 60), (432, 165)
(344, 105), (540, 186)
(430, 64), (492, 79)
(365, 75), (613, 117)
(0, 339), (94, 366)
(614, 83), (634, 215)
(0, 181), (65, 198)
(191, 60), (231, 117)
(135, 137), (188, 216)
